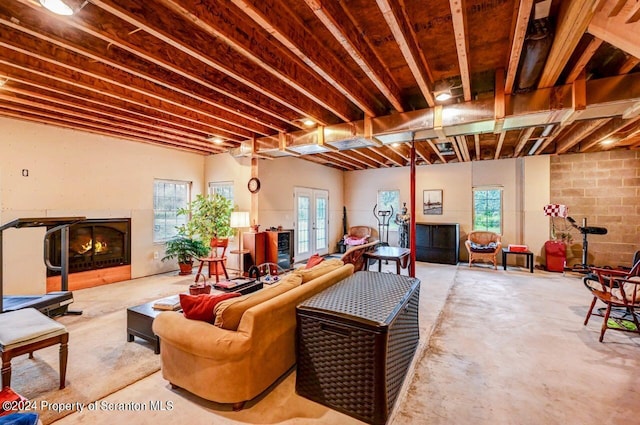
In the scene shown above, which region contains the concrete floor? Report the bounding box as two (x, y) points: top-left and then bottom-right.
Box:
(50, 261), (640, 425)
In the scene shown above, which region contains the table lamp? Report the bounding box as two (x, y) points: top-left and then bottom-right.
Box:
(230, 211), (250, 275)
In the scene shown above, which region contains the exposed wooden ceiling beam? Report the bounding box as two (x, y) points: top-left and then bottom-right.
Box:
(556, 119), (610, 153)
(456, 136), (471, 161)
(618, 56), (640, 74)
(356, 147), (392, 167)
(449, 0), (471, 101)
(473, 134), (480, 160)
(342, 149), (381, 168)
(0, 52), (247, 142)
(315, 152), (360, 170)
(159, 0), (361, 123)
(1, 71), (228, 141)
(303, 154), (350, 171)
(0, 93), (222, 152)
(608, 0), (627, 17)
(376, 0), (436, 107)
(538, 0), (599, 88)
(230, 0), (385, 117)
(412, 141), (432, 165)
(0, 11), (277, 136)
(448, 137), (463, 162)
(626, 2), (640, 23)
(565, 37), (604, 83)
(513, 127), (536, 157)
(303, 0), (404, 113)
(89, 0), (343, 126)
(10, 0), (301, 129)
(494, 131), (506, 159)
(332, 151), (368, 169)
(579, 116), (640, 151)
(1, 86), (218, 148)
(0, 104), (214, 154)
(426, 139), (448, 163)
(372, 145), (405, 166)
(0, 38), (254, 140)
(505, 0), (534, 94)
(589, 1), (640, 59)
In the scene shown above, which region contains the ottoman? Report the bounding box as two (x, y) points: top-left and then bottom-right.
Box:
(296, 271), (420, 425)
(0, 308), (69, 389)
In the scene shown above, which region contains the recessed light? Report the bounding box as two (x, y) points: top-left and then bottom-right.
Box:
(601, 138), (614, 146)
(39, 0), (74, 15)
(0, 78), (7, 88)
(211, 137), (224, 145)
(391, 142), (401, 147)
(302, 119), (315, 127)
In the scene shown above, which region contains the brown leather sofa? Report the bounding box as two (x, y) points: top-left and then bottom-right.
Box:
(152, 260), (354, 409)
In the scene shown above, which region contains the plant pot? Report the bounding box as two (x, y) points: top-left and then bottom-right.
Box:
(178, 261), (194, 275)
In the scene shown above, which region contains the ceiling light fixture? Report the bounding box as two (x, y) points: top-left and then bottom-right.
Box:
(207, 136), (224, 145)
(39, 0), (74, 15)
(302, 119), (315, 127)
(435, 91), (452, 102)
(0, 77), (8, 88)
(601, 138), (615, 146)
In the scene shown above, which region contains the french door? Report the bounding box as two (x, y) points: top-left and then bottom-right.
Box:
(294, 187), (329, 261)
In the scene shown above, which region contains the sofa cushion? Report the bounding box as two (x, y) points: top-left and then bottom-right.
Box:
(469, 241), (498, 253)
(180, 293), (241, 323)
(213, 273), (302, 330)
(293, 258), (344, 283)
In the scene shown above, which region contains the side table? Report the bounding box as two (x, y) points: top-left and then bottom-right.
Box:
(502, 248), (534, 273)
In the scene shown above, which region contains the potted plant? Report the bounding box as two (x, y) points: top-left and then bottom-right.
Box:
(161, 235), (209, 275)
(177, 193), (234, 275)
(177, 193), (234, 244)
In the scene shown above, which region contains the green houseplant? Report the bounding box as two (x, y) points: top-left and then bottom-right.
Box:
(177, 193), (234, 243)
(162, 235), (209, 275)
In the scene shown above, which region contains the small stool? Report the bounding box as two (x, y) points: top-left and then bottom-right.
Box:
(0, 308), (69, 390)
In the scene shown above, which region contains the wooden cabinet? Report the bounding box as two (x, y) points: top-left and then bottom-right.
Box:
(242, 231), (266, 272)
(266, 230), (294, 270)
(415, 223), (460, 265)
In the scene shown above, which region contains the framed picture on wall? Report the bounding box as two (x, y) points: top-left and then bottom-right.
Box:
(423, 190), (443, 215)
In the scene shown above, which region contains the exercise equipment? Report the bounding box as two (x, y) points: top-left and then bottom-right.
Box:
(566, 216), (607, 273)
(0, 217), (85, 316)
(373, 204), (394, 246)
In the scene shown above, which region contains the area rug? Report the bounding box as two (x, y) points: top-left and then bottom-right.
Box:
(9, 274), (192, 425)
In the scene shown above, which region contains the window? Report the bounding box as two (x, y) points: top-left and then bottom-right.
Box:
(208, 181), (234, 205)
(377, 190), (400, 231)
(473, 187), (503, 234)
(154, 179), (190, 242)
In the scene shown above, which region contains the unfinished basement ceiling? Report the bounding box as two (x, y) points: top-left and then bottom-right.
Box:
(0, 0), (638, 170)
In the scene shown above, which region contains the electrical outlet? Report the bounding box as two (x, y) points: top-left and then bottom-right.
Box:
(153, 251), (159, 260)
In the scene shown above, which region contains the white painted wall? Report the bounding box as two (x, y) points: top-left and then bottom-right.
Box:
(344, 156), (552, 264)
(0, 117), (205, 295)
(258, 157), (344, 255)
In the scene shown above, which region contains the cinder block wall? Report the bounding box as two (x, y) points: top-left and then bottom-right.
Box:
(550, 150), (640, 268)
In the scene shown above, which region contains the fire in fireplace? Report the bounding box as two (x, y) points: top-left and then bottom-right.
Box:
(47, 218), (131, 276)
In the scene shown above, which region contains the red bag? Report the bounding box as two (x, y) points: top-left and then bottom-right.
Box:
(545, 240), (566, 272)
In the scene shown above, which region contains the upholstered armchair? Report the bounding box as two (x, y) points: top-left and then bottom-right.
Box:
(465, 231), (502, 269)
(343, 226), (371, 247)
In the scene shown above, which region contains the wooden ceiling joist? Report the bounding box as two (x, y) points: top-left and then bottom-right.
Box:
(303, 0), (404, 113)
(89, 0), (343, 126)
(448, 0), (471, 101)
(426, 139), (448, 164)
(372, 145), (406, 167)
(589, 1), (640, 59)
(538, 0), (599, 88)
(578, 116), (640, 152)
(565, 37), (604, 83)
(354, 147), (392, 167)
(412, 141), (432, 165)
(376, 0), (436, 107)
(513, 127), (536, 157)
(494, 131), (506, 159)
(505, 0), (534, 94)
(555, 118), (610, 153)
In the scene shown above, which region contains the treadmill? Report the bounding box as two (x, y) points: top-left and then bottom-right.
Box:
(0, 217), (86, 316)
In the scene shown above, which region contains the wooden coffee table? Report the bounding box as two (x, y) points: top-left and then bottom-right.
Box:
(126, 300), (172, 354)
(364, 246), (411, 274)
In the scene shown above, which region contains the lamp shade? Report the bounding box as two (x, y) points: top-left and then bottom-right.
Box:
(230, 211), (250, 228)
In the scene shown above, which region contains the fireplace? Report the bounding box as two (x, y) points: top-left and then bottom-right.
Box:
(46, 219), (131, 285)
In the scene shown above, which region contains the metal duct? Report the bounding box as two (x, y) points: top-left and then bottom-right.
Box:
(516, 17), (554, 92)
